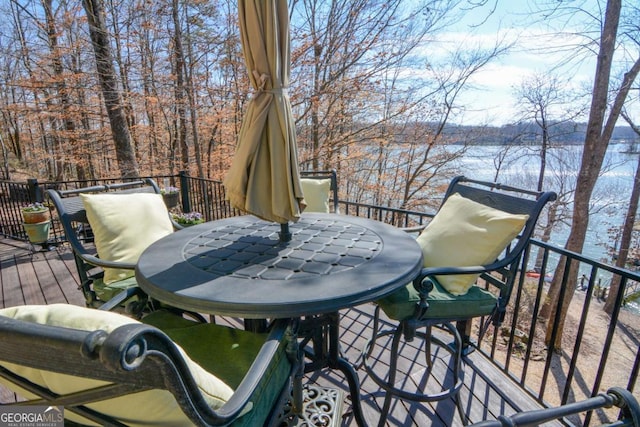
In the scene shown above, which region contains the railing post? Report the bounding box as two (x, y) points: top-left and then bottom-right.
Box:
(179, 171), (191, 213)
(27, 178), (45, 203)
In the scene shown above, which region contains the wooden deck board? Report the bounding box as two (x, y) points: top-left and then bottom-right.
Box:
(1, 255), (27, 307)
(17, 255), (47, 305)
(40, 250), (84, 305)
(0, 238), (555, 426)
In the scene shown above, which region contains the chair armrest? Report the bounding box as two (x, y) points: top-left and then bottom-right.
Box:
(216, 318), (298, 421)
(90, 317), (298, 425)
(413, 262), (501, 288)
(410, 260), (507, 308)
(75, 250), (136, 270)
(400, 224), (427, 235)
(469, 387), (639, 427)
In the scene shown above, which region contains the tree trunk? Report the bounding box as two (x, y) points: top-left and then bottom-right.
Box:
(183, 11), (204, 178)
(605, 115), (640, 313)
(172, 0), (189, 172)
(542, 53), (640, 347)
(541, 0), (631, 349)
(82, 0), (139, 178)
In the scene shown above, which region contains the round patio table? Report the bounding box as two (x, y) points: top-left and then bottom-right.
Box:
(135, 212), (423, 426)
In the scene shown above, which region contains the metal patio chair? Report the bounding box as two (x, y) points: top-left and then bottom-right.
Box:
(46, 179), (182, 313)
(361, 176), (557, 426)
(0, 304), (299, 427)
(300, 169), (339, 213)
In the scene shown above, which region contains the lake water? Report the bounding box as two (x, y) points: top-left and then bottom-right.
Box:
(454, 143), (639, 312)
(453, 143), (637, 263)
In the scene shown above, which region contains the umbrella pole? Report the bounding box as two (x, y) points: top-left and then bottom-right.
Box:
(279, 223), (292, 242)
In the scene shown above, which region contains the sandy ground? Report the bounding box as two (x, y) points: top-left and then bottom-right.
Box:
(484, 287), (639, 423)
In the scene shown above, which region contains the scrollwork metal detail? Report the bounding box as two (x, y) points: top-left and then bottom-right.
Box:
(276, 384), (344, 427)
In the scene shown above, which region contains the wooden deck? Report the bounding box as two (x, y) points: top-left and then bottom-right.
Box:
(0, 238), (553, 426)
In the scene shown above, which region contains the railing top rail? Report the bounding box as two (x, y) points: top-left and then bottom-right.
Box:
(530, 238), (640, 282)
(340, 200), (436, 218)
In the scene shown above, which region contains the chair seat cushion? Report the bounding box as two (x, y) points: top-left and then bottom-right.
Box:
(81, 193), (174, 284)
(143, 310), (266, 390)
(139, 311), (293, 427)
(92, 275), (138, 301)
(416, 193), (529, 295)
(377, 279), (498, 321)
(301, 178), (332, 213)
(0, 304), (271, 427)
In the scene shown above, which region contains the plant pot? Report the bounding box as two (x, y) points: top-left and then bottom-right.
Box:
(163, 192), (180, 209)
(172, 212), (203, 227)
(22, 210), (50, 224)
(23, 220), (51, 244)
(177, 221), (204, 227)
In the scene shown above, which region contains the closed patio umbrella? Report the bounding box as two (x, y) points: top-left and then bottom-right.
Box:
(223, 0), (304, 240)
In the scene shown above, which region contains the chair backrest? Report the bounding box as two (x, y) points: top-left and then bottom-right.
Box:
(47, 178), (162, 248)
(442, 176), (555, 264)
(438, 176), (556, 310)
(0, 309), (296, 426)
(300, 169), (339, 213)
(46, 179), (166, 306)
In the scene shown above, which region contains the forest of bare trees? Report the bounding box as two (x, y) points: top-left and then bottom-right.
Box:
(1, 0), (640, 345)
(0, 0), (510, 212)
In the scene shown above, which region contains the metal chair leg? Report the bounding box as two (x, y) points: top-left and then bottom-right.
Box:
(356, 304), (382, 370)
(442, 322), (468, 425)
(377, 326), (404, 427)
(362, 320), (466, 425)
(425, 325), (432, 369)
(369, 305), (382, 355)
(456, 391), (469, 426)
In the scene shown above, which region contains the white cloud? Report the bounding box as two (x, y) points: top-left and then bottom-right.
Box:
(429, 21), (598, 125)
(397, 1), (638, 126)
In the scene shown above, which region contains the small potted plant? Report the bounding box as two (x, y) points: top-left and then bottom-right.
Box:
(172, 212), (204, 227)
(21, 202), (51, 244)
(21, 202), (50, 224)
(161, 186), (180, 208)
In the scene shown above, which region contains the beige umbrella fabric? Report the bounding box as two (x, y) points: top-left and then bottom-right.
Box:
(223, 0), (304, 225)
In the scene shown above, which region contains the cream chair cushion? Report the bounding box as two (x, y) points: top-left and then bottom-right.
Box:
(0, 304), (236, 427)
(416, 193), (529, 295)
(81, 193), (174, 284)
(301, 178), (332, 213)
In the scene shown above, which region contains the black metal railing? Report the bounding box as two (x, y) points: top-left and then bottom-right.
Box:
(480, 239), (640, 426)
(0, 174), (178, 243)
(177, 171), (239, 221)
(340, 200), (434, 227)
(0, 173), (637, 426)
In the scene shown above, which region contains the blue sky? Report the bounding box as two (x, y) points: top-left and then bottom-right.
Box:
(444, 0), (603, 126)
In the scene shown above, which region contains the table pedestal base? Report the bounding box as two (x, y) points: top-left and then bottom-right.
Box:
(299, 312), (367, 427)
(276, 384), (345, 427)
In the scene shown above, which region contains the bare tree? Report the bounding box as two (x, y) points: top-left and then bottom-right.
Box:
(291, 0), (459, 171)
(604, 111), (640, 313)
(512, 73), (585, 269)
(538, 0), (640, 349)
(6, 0), (57, 177)
(170, 0), (188, 172)
(291, 0), (509, 209)
(514, 73), (585, 190)
(82, 0), (139, 178)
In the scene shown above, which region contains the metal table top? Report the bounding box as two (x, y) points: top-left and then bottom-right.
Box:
(135, 213), (423, 319)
